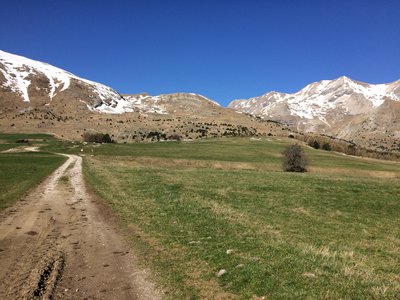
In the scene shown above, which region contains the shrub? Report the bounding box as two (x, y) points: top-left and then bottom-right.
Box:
(322, 142), (332, 151)
(282, 144), (308, 172)
(103, 133), (112, 143)
(308, 140), (320, 149)
(16, 139), (29, 143)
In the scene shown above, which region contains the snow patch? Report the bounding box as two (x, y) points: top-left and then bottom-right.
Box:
(123, 94), (168, 114)
(0, 50), (71, 101)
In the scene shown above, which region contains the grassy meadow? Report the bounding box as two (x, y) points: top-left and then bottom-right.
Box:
(82, 138), (400, 299)
(0, 133), (66, 211)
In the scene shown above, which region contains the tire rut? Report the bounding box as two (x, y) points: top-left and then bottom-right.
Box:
(0, 154), (162, 300)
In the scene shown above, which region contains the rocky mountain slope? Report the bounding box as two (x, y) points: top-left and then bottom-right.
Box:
(229, 77), (400, 152)
(122, 92), (220, 116)
(0, 50), (287, 142)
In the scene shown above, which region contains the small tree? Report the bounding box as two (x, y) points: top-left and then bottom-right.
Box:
(282, 144), (308, 172)
(103, 133), (112, 143)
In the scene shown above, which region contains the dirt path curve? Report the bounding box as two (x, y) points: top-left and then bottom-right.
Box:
(0, 154), (162, 300)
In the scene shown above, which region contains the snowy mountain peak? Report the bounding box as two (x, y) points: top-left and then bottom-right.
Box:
(228, 76), (400, 130)
(336, 75), (350, 82)
(0, 50), (130, 114)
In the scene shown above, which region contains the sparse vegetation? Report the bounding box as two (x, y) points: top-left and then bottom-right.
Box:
(59, 175), (69, 184)
(298, 133), (400, 161)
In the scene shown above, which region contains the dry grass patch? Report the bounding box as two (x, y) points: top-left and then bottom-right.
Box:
(309, 166), (399, 178)
(89, 155), (270, 171)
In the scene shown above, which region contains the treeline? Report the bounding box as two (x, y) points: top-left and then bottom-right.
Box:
(295, 133), (400, 161)
(83, 132), (114, 143)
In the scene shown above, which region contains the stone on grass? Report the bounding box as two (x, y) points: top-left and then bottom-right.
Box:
(217, 269), (227, 277)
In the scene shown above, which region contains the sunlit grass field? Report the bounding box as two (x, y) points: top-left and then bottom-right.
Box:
(83, 138), (400, 299)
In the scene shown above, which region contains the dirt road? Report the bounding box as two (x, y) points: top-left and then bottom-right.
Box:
(0, 154), (162, 300)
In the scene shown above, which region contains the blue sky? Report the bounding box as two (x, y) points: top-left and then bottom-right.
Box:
(1, 0), (399, 106)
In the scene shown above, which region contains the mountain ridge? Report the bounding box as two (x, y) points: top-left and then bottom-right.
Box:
(0, 50), (286, 142)
(1, 49), (399, 153)
(229, 76), (400, 118)
(228, 76), (400, 152)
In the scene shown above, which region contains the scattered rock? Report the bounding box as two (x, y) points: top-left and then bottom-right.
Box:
(235, 264), (244, 268)
(188, 240), (201, 244)
(217, 269), (227, 277)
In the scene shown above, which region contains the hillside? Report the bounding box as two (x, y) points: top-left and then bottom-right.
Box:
(0, 50), (288, 142)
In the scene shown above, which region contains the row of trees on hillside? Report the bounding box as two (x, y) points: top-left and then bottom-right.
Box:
(83, 132), (113, 143)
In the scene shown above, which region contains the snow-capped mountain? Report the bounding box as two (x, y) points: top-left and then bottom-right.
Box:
(229, 76), (399, 121)
(0, 50), (133, 114)
(1, 49), (398, 151)
(229, 76), (400, 134)
(0, 50), (222, 116)
(2, 50), (281, 142)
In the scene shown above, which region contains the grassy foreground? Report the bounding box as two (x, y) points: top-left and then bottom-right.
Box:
(0, 133), (66, 211)
(83, 138), (400, 299)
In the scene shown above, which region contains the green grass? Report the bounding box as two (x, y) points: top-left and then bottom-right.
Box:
(84, 138), (287, 162)
(0, 133), (57, 143)
(0, 132), (82, 154)
(0, 152), (66, 211)
(83, 137), (400, 172)
(83, 138), (400, 299)
(0, 132), (67, 211)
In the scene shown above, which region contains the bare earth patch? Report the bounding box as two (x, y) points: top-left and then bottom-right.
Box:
(0, 154), (162, 299)
(1, 145), (40, 153)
